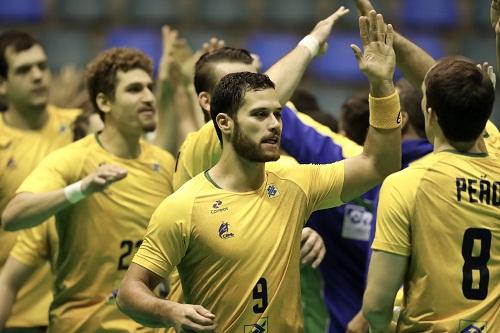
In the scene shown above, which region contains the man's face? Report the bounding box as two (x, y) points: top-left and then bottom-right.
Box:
(3, 44), (50, 111)
(231, 88), (282, 162)
(107, 68), (156, 134)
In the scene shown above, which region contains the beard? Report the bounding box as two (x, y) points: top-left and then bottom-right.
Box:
(141, 121), (156, 133)
(232, 121), (280, 162)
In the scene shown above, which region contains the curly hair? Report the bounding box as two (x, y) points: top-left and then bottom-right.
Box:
(85, 47), (153, 120)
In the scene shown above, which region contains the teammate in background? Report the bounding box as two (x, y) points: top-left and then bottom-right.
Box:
(290, 89), (338, 133)
(363, 56), (498, 333)
(1, 48), (175, 332)
(0, 30), (81, 332)
(118, 10), (402, 332)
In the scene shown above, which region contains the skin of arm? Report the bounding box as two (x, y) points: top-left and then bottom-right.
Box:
(1, 164), (127, 231)
(341, 11), (401, 203)
(0, 257), (36, 329)
(265, 6), (349, 105)
(491, 0), (500, 70)
(117, 263), (216, 331)
(362, 251), (408, 333)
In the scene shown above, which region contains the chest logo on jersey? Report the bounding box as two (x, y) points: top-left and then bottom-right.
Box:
(6, 157), (16, 169)
(59, 124), (68, 134)
(152, 162), (161, 172)
(218, 221), (234, 239)
(211, 200), (228, 214)
(266, 184), (279, 198)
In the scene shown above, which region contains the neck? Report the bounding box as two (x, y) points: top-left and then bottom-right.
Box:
(433, 134), (484, 154)
(3, 105), (48, 130)
(98, 124), (142, 159)
(209, 143), (266, 192)
(402, 126), (422, 141)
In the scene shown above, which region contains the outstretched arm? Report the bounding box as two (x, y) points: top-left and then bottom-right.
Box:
(1, 164), (127, 231)
(117, 263), (216, 331)
(352, 0), (436, 88)
(341, 11), (401, 203)
(492, 0), (500, 71)
(265, 6), (349, 105)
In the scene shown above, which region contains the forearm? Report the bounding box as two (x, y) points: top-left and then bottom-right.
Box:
(0, 284), (16, 329)
(265, 45), (312, 105)
(154, 81), (179, 154)
(496, 33), (500, 73)
(117, 280), (174, 328)
(2, 191), (70, 231)
(393, 33), (436, 88)
(363, 305), (393, 333)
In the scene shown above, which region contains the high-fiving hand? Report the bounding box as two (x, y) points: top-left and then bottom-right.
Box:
(351, 10), (396, 85)
(491, 0), (500, 34)
(309, 6), (350, 55)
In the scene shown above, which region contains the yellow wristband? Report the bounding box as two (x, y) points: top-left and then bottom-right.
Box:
(369, 92), (401, 129)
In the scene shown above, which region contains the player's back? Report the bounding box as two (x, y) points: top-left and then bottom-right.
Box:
(399, 151), (499, 333)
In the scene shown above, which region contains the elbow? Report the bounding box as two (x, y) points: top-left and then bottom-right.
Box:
(362, 298), (393, 329)
(1, 206), (16, 231)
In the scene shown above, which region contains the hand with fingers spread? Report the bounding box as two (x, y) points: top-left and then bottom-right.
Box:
(307, 6), (350, 55)
(300, 227), (326, 269)
(201, 37), (226, 54)
(158, 26), (186, 86)
(351, 11), (396, 91)
(80, 164), (127, 196)
(477, 62), (496, 89)
(169, 303), (217, 332)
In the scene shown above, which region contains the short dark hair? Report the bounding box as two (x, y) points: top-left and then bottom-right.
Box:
(396, 79), (425, 138)
(85, 48), (153, 121)
(291, 89), (338, 132)
(194, 47), (254, 96)
(0, 30), (41, 79)
(210, 72), (275, 143)
(340, 92), (370, 145)
(424, 57), (495, 143)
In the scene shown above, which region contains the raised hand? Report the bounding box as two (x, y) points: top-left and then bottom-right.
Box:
(352, 0), (376, 17)
(309, 6), (350, 54)
(80, 164), (127, 195)
(168, 303), (217, 332)
(477, 62), (496, 89)
(491, 0), (500, 33)
(351, 11), (396, 85)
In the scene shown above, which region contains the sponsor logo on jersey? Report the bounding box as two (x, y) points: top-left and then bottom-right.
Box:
(244, 317), (269, 333)
(211, 200), (228, 214)
(266, 184), (279, 198)
(218, 221), (234, 239)
(458, 320), (487, 333)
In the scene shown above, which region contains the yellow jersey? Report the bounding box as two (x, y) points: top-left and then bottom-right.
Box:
(134, 161), (345, 332)
(17, 134), (175, 333)
(373, 150), (500, 333)
(0, 105), (79, 327)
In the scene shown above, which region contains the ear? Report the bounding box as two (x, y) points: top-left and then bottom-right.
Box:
(198, 91), (211, 113)
(400, 111), (409, 129)
(215, 113), (233, 136)
(96, 92), (111, 115)
(0, 77), (6, 96)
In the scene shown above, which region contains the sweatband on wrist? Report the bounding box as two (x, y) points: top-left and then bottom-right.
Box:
(299, 35), (320, 57)
(64, 181), (86, 204)
(369, 92), (401, 129)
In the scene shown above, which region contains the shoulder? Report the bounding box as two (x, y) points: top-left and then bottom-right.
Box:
(47, 105), (81, 122)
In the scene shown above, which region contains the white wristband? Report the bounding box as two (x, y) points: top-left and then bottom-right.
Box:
(64, 180), (86, 204)
(299, 35), (320, 57)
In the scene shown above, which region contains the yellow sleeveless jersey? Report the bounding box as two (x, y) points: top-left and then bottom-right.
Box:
(134, 161), (345, 332)
(16, 134), (175, 332)
(374, 150), (499, 333)
(0, 105), (79, 327)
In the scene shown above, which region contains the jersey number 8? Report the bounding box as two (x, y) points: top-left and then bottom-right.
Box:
(461, 228), (491, 300)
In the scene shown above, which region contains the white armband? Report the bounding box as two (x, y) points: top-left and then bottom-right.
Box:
(299, 35), (320, 57)
(64, 181), (86, 204)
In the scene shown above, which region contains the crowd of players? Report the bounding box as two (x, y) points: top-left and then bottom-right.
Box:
(0, 0), (498, 332)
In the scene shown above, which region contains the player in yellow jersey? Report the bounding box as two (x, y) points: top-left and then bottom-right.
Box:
(363, 58), (499, 333)
(1, 48), (175, 333)
(0, 30), (81, 332)
(118, 11), (402, 332)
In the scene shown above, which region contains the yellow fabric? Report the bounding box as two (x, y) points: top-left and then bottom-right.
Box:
(17, 134), (175, 333)
(134, 161), (345, 332)
(0, 105), (79, 327)
(374, 150), (500, 333)
(369, 92), (401, 129)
